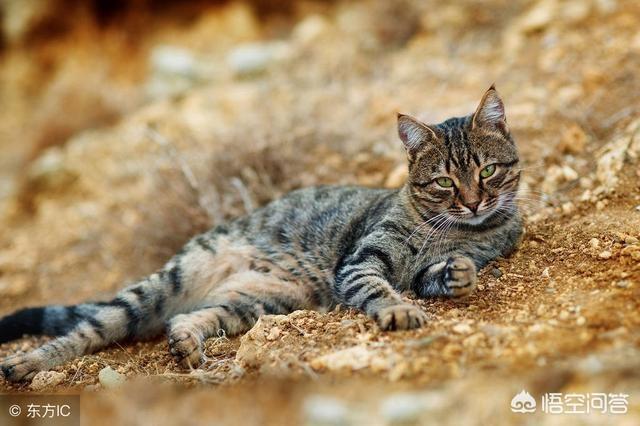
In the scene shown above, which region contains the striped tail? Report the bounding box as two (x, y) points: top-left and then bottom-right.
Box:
(0, 307), (50, 344)
(0, 249), (196, 381)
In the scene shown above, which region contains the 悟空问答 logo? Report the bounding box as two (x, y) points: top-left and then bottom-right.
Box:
(511, 390), (537, 413)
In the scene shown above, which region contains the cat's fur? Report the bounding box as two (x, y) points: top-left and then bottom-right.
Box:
(0, 86), (522, 381)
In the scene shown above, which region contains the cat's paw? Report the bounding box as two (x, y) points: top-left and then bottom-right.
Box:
(0, 352), (44, 382)
(375, 304), (428, 331)
(444, 256), (477, 297)
(168, 330), (204, 369)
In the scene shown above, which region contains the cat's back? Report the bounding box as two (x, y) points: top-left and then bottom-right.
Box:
(254, 184), (392, 228)
(232, 185), (395, 255)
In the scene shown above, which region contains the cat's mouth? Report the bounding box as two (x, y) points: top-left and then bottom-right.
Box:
(450, 195), (512, 226)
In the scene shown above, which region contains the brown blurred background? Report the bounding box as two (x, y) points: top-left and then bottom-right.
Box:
(0, 1), (639, 424)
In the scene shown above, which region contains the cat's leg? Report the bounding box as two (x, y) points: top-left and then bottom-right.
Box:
(167, 270), (312, 368)
(334, 244), (428, 331)
(414, 256), (477, 298)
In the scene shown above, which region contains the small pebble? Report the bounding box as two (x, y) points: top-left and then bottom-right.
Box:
(559, 311), (570, 320)
(561, 202), (575, 214)
(615, 281), (631, 289)
(303, 395), (348, 426)
(266, 326), (281, 341)
(491, 268), (503, 278)
(541, 267), (550, 278)
(452, 323), (472, 334)
(598, 250), (612, 259)
(589, 238), (600, 248)
(98, 366), (125, 389)
(381, 393), (425, 424)
(576, 316), (586, 326)
(625, 236), (639, 245)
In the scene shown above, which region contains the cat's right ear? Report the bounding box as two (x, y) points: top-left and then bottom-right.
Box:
(397, 113), (438, 155)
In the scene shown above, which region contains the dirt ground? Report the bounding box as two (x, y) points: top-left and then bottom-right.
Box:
(0, 1), (639, 425)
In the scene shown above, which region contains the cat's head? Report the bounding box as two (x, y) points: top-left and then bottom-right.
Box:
(397, 85), (520, 226)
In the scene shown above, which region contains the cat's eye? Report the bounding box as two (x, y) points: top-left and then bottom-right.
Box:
(480, 164), (496, 178)
(436, 177), (454, 188)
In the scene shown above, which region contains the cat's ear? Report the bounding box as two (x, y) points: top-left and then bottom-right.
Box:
(472, 84), (509, 133)
(397, 113), (438, 154)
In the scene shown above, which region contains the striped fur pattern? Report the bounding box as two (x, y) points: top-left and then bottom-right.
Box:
(0, 86), (522, 381)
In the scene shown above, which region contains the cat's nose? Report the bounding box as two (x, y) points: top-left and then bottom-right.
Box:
(464, 201), (480, 214)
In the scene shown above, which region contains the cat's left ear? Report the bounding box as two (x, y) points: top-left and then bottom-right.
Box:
(472, 84), (509, 134)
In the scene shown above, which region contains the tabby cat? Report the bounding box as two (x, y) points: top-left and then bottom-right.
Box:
(0, 86), (522, 382)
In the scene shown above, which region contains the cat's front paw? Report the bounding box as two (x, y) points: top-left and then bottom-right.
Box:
(444, 257), (477, 298)
(0, 352), (44, 382)
(168, 330), (204, 369)
(375, 304), (428, 331)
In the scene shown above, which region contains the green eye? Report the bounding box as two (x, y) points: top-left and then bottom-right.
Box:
(436, 177), (454, 188)
(480, 164), (496, 178)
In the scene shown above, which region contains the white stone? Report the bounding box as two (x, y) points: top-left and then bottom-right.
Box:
(303, 395), (348, 425)
(98, 366), (125, 389)
(381, 393), (425, 423)
(227, 42), (289, 77)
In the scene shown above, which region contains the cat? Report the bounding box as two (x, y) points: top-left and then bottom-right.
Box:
(0, 85), (522, 382)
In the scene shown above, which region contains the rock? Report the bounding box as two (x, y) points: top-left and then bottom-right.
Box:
(381, 393), (424, 424)
(621, 246), (640, 260)
(292, 15), (330, 45)
(576, 316), (587, 326)
(98, 366), (125, 389)
(236, 315), (289, 367)
(589, 238), (600, 248)
(561, 202), (575, 215)
(303, 396), (349, 426)
(615, 280), (631, 289)
(146, 45), (215, 99)
(266, 326), (281, 341)
(541, 267), (550, 278)
(30, 371), (65, 391)
(541, 164), (578, 193)
(559, 311), (570, 321)
(310, 345), (383, 372)
(452, 323), (472, 334)
(561, 165), (579, 181)
(561, 1), (592, 23)
(227, 42), (290, 77)
(598, 250), (612, 259)
(625, 236), (639, 245)
(491, 267), (503, 278)
(516, 0), (558, 34)
(596, 119), (640, 192)
(150, 45), (197, 78)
